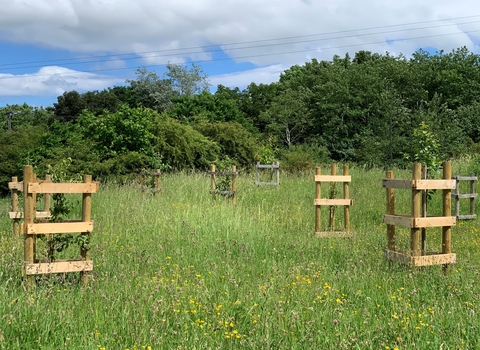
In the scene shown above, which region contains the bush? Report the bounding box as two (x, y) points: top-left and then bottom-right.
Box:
(193, 121), (258, 168)
(280, 144), (330, 173)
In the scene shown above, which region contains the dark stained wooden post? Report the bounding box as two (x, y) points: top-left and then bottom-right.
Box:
(386, 171), (395, 251)
(442, 161), (452, 273)
(155, 169), (161, 194)
(411, 163), (421, 257)
(232, 165), (237, 206)
(23, 166), (35, 289)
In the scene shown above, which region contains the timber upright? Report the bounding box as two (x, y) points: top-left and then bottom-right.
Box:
(314, 164), (353, 237)
(382, 161), (456, 269)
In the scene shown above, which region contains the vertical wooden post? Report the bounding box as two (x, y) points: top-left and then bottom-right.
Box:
(454, 174), (460, 218)
(232, 165), (237, 206)
(80, 175), (92, 286)
(470, 172), (475, 216)
(315, 167), (321, 233)
(411, 162), (421, 257)
(386, 171), (395, 251)
(211, 164), (216, 204)
(329, 164), (336, 231)
(23, 166), (35, 289)
(442, 161), (452, 273)
(276, 162), (280, 185)
(44, 174), (51, 213)
(343, 165), (350, 233)
(140, 170), (146, 193)
(155, 169), (161, 194)
(421, 165), (427, 255)
(256, 162), (260, 185)
(11, 176), (20, 236)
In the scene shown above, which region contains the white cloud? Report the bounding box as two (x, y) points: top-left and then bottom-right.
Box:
(210, 65), (286, 89)
(0, 0), (479, 65)
(0, 66), (124, 97)
(1, 0), (480, 100)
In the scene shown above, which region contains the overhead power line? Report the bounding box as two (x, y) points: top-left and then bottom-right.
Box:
(1, 13), (480, 69)
(0, 16), (479, 81)
(1, 18), (479, 72)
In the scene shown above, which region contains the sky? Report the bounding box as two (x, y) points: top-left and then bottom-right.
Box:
(1, 0), (480, 108)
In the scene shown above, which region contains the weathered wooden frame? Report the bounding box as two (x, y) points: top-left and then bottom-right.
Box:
(255, 162), (280, 186)
(452, 173), (477, 220)
(382, 162), (456, 268)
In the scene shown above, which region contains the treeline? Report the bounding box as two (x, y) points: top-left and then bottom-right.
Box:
(2, 47), (480, 195)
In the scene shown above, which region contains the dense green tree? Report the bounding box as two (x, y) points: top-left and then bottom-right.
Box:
(0, 127), (44, 195)
(0, 104), (52, 132)
(260, 88), (311, 148)
(193, 121), (258, 167)
(239, 82), (279, 132)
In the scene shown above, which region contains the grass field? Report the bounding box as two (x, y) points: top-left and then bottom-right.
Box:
(0, 162), (479, 349)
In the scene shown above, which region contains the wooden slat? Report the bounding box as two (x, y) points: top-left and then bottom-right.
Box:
(413, 216), (456, 228)
(382, 214), (413, 227)
(412, 253), (456, 266)
(24, 260), (93, 275)
(456, 176), (477, 181)
(314, 198), (353, 206)
(315, 231), (353, 238)
(414, 179), (456, 190)
(382, 179), (413, 189)
(8, 181), (23, 191)
(9, 212), (23, 219)
(8, 211), (52, 219)
(26, 221), (93, 234)
(28, 182), (98, 194)
(256, 164), (280, 169)
(314, 175), (351, 183)
(206, 171), (238, 175)
(451, 193), (478, 199)
(383, 215), (456, 228)
(384, 250), (456, 266)
(458, 214), (477, 220)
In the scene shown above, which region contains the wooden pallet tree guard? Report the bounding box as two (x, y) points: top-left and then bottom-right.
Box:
(382, 161), (456, 268)
(8, 174), (52, 236)
(255, 162), (280, 186)
(208, 164), (237, 206)
(314, 164), (353, 237)
(140, 169), (161, 195)
(21, 166), (98, 288)
(452, 173), (477, 220)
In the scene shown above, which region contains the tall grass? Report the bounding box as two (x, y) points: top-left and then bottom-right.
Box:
(0, 163), (479, 349)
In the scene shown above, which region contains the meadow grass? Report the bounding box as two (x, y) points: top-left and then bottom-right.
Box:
(0, 163), (479, 349)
